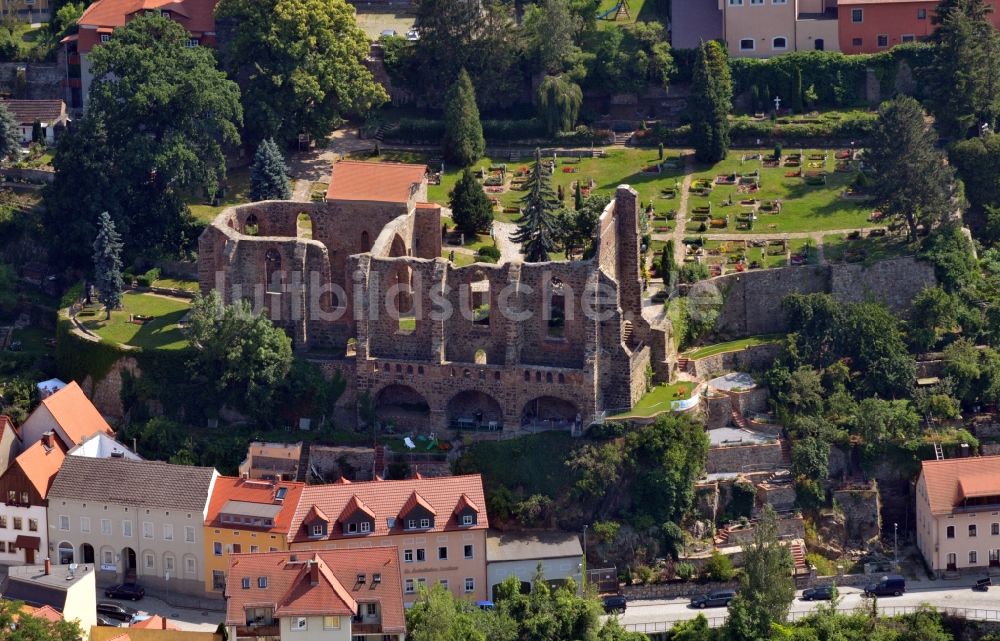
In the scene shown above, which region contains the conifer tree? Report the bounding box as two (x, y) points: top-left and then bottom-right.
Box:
(574, 181), (583, 210)
(443, 69), (485, 167)
(792, 68), (804, 113)
(511, 148), (558, 262)
(449, 168), (493, 235)
(689, 41), (732, 163)
(249, 138), (292, 201)
(92, 211), (124, 320)
(0, 103), (19, 161)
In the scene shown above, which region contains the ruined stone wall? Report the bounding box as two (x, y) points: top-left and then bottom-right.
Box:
(829, 256), (936, 312)
(706, 441), (785, 474)
(690, 343), (784, 379)
(832, 486), (882, 547)
(306, 445), (376, 482)
(0, 63), (63, 100)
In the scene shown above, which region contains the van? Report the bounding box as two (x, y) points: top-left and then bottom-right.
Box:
(863, 574), (906, 597)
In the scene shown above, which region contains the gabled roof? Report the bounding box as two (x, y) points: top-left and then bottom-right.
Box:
(399, 490), (436, 519)
(130, 615), (181, 630)
(90, 629), (222, 641)
(0, 100), (66, 126)
(454, 493), (480, 515)
(325, 161), (427, 204)
(339, 495), (376, 522)
(23, 604), (62, 622)
(303, 504), (331, 524)
(920, 456), (1000, 515)
(78, 0), (216, 32)
(288, 474), (488, 542)
(204, 476), (304, 533)
(38, 381), (114, 446)
(225, 549), (405, 633)
(48, 456), (216, 512)
(9, 437), (67, 499)
(0, 415), (19, 441)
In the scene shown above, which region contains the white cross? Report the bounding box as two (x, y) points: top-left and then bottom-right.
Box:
(773, 96), (782, 113)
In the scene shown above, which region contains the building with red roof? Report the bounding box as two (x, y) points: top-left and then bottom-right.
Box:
(287, 474), (488, 604)
(204, 476), (304, 594)
(0, 431), (65, 565)
(19, 381), (114, 451)
(224, 548), (405, 641)
(916, 455), (1000, 575)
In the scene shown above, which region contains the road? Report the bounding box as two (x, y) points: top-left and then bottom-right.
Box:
(614, 580), (1000, 632)
(100, 593), (223, 632)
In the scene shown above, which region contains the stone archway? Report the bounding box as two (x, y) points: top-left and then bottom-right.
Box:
(521, 396), (580, 430)
(80, 543), (95, 564)
(375, 384), (431, 431)
(389, 234), (407, 258)
(57, 541), (74, 565)
(447, 390), (503, 430)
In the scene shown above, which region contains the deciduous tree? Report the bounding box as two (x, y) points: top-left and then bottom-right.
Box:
(443, 69), (485, 167)
(537, 75), (583, 135)
(92, 211), (124, 320)
(0, 102), (19, 161)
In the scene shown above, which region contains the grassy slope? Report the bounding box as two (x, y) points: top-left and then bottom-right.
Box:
(78, 292), (191, 350)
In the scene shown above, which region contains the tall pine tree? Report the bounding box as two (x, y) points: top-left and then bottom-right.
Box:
(443, 69), (485, 167)
(250, 138), (292, 201)
(690, 41), (732, 163)
(92, 211), (124, 320)
(449, 167), (493, 235)
(511, 148), (559, 262)
(0, 103), (19, 161)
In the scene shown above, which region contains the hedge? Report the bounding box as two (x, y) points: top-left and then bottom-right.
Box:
(649, 110), (877, 146)
(386, 118), (610, 145)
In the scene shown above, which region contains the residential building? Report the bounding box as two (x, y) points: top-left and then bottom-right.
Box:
(837, 0), (937, 53)
(130, 615), (182, 630)
(916, 455), (1000, 575)
(0, 432), (66, 565)
(224, 548), (405, 641)
(46, 456), (218, 596)
(670, 0), (723, 49)
(0, 100), (69, 144)
(0, 0), (51, 23)
(485, 531), (583, 600)
(238, 442), (303, 482)
(91, 628), (222, 641)
(203, 476), (304, 594)
(61, 0), (219, 112)
(287, 475), (489, 604)
(721, 0), (840, 58)
(37, 378), (67, 399)
(0, 416), (22, 474)
(2, 560), (97, 636)
(18, 381), (114, 450)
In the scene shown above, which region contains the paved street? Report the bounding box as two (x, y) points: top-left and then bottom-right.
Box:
(99, 593), (223, 632)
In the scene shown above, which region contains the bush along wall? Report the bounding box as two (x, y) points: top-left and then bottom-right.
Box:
(649, 110), (878, 147)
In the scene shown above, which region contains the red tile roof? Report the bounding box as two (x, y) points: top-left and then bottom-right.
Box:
(11, 437), (67, 499)
(325, 161), (427, 204)
(78, 0), (216, 33)
(399, 490), (436, 517)
(0, 415), (19, 441)
(920, 456), (1000, 515)
(25, 605), (62, 622)
(288, 474), (487, 542)
(338, 495), (376, 522)
(454, 493), (480, 515)
(205, 476), (304, 533)
(225, 548), (404, 634)
(130, 616), (181, 630)
(0, 100), (66, 126)
(40, 381), (114, 447)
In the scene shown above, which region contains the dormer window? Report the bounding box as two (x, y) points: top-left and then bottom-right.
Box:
(100, 34), (110, 43)
(160, 9), (169, 17)
(462, 514), (474, 526)
(347, 522), (358, 534)
(420, 518), (430, 528)
(360, 521), (371, 533)
(311, 524), (325, 537)
(407, 519), (416, 530)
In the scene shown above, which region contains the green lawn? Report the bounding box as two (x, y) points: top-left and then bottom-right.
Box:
(822, 232), (914, 265)
(611, 381), (697, 418)
(152, 278), (199, 292)
(78, 292), (191, 350)
(442, 249), (476, 266)
(685, 334), (784, 360)
(187, 167), (251, 223)
(689, 149), (872, 234)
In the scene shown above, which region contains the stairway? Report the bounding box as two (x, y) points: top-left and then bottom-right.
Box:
(780, 439), (791, 466)
(295, 442), (311, 483)
(714, 526), (731, 546)
(676, 357), (691, 374)
(612, 131), (633, 147)
(790, 541), (807, 572)
(372, 124), (385, 142)
(729, 394), (748, 429)
(622, 320), (633, 346)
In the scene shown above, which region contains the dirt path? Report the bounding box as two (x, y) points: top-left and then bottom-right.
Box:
(493, 221), (522, 264)
(291, 179), (312, 202)
(671, 152), (696, 265)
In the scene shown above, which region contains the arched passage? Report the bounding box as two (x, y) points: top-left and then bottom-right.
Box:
(521, 396), (580, 430)
(447, 390), (503, 430)
(297, 212), (313, 239)
(244, 213), (259, 235)
(57, 541), (74, 565)
(80, 543), (95, 564)
(122, 546), (136, 578)
(389, 234), (407, 257)
(375, 384), (431, 431)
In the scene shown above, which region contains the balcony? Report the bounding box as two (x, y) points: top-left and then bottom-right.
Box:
(352, 622), (385, 634)
(234, 624), (279, 639)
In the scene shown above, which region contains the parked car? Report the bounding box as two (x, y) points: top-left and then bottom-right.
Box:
(96, 614), (120, 627)
(96, 602), (138, 622)
(405, 29), (420, 41)
(690, 589), (736, 609)
(602, 594), (627, 613)
(801, 586), (835, 601)
(104, 583), (145, 600)
(863, 574), (906, 597)
(380, 29), (397, 38)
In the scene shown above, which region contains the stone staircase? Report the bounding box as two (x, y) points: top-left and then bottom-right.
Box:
(729, 394), (748, 429)
(622, 320), (633, 347)
(780, 439), (791, 466)
(676, 357), (691, 374)
(790, 540), (807, 573)
(373, 445), (386, 479)
(612, 131), (633, 147)
(713, 526), (731, 546)
(295, 442), (311, 483)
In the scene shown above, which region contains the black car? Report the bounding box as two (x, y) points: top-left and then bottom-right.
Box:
(96, 614), (121, 627)
(863, 574), (905, 597)
(801, 586), (835, 601)
(602, 594), (627, 614)
(690, 589), (736, 609)
(96, 602), (138, 622)
(105, 583), (145, 600)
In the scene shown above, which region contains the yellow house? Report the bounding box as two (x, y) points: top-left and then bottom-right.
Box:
(203, 476), (304, 593)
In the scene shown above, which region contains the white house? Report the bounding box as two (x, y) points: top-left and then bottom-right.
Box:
(486, 531), (583, 599)
(18, 381), (114, 450)
(0, 99), (68, 144)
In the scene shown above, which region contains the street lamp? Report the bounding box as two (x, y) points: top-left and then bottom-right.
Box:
(582, 524), (589, 590)
(893, 522), (898, 569)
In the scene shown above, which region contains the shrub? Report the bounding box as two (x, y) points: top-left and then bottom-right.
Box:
(591, 520), (621, 544)
(477, 245), (501, 262)
(704, 551), (735, 582)
(676, 562), (696, 581)
(633, 564), (655, 585)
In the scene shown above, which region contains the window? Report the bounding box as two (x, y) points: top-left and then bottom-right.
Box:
(233, 543), (242, 554)
(163, 524), (173, 541)
(347, 522), (357, 534)
(772, 37), (787, 50)
(311, 524), (324, 536)
(186, 557), (197, 574)
(323, 616), (341, 630)
(100, 34), (110, 42)
(407, 520), (416, 530)
(250, 545), (259, 553)
(739, 39), (755, 51)
(291, 617), (307, 631)
(0, 516), (6, 528)
(728, 0), (742, 4)
(143, 522), (154, 539)
(876, 34), (889, 48)
(59, 515), (69, 531)
(438, 546), (448, 560)
(462, 514), (473, 526)
(947, 525), (956, 539)
(750, 0), (763, 4)
(28, 519), (37, 532)
(405, 579), (415, 594)
(212, 570), (226, 590)
(122, 520), (132, 537)
(772, 0), (787, 3)
(851, 8), (863, 22)
(144, 552), (155, 570)
(970, 551), (979, 564)
(852, 38), (863, 46)
(241, 577), (251, 589)
(917, 8), (927, 18)
(464, 544), (474, 559)
(360, 521), (371, 533)
(416, 548), (426, 562)
(404, 549), (413, 563)
(420, 518), (430, 529)
(993, 523), (999, 536)
(6, 491), (14, 503)
(464, 577), (475, 593)
(186, 38), (200, 47)
(418, 578), (426, 588)
(12, 518), (21, 530)
(970, 524), (978, 537)
(20, 492), (27, 504)
(258, 576), (268, 588)
(440, 579), (449, 590)
(213, 542), (223, 556)
(164, 555), (174, 572)
(80, 517), (90, 533)
(101, 519), (111, 535)
(103, 550), (113, 565)
(901, 34), (915, 43)
(366, 603), (377, 616)
(185, 526), (195, 543)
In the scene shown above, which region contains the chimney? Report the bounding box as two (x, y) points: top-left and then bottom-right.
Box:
(308, 561), (319, 586)
(44, 558), (51, 575)
(41, 431), (53, 449)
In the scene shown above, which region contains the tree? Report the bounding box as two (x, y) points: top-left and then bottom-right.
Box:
(949, 132), (1000, 237)
(841, 301), (916, 398)
(512, 149), (559, 262)
(443, 69), (485, 167)
(689, 40), (732, 163)
(910, 286), (957, 351)
(705, 550), (735, 581)
(216, 0), (386, 146)
(522, 0), (581, 74)
(574, 181), (583, 210)
(449, 168), (493, 235)
(792, 67), (804, 113)
(185, 291), (294, 417)
(249, 138), (291, 201)
(557, 193), (606, 258)
(406, 583), (487, 641)
(724, 505), (795, 641)
(660, 241), (676, 287)
(0, 102), (19, 161)
(44, 15), (242, 268)
(0, 599), (83, 641)
(851, 398), (920, 446)
(537, 75), (583, 136)
(92, 211), (124, 320)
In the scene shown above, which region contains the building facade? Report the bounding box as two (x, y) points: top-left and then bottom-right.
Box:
(916, 456), (1000, 575)
(203, 476), (304, 593)
(47, 456), (218, 596)
(720, 0), (840, 58)
(2, 561), (97, 636)
(0, 432), (65, 565)
(485, 531), (583, 599)
(287, 475), (489, 605)
(18, 381), (114, 450)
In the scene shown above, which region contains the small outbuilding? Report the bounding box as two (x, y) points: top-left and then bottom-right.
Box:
(486, 530), (583, 599)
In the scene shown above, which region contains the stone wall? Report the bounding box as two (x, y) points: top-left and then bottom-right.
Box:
(706, 441), (785, 474)
(79, 355), (141, 420)
(0, 62), (64, 100)
(832, 485), (882, 547)
(623, 579), (740, 600)
(690, 343), (784, 379)
(306, 445), (377, 482)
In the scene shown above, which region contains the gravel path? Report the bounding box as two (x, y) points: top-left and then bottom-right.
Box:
(493, 221), (522, 264)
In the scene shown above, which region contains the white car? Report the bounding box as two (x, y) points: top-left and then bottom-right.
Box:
(406, 29), (420, 41)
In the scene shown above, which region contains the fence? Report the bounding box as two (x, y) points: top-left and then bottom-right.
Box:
(622, 606), (1000, 633)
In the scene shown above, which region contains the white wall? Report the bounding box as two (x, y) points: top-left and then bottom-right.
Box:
(278, 614), (352, 641)
(18, 406), (58, 449)
(486, 557), (582, 597)
(0, 504), (47, 565)
(64, 570), (97, 640)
